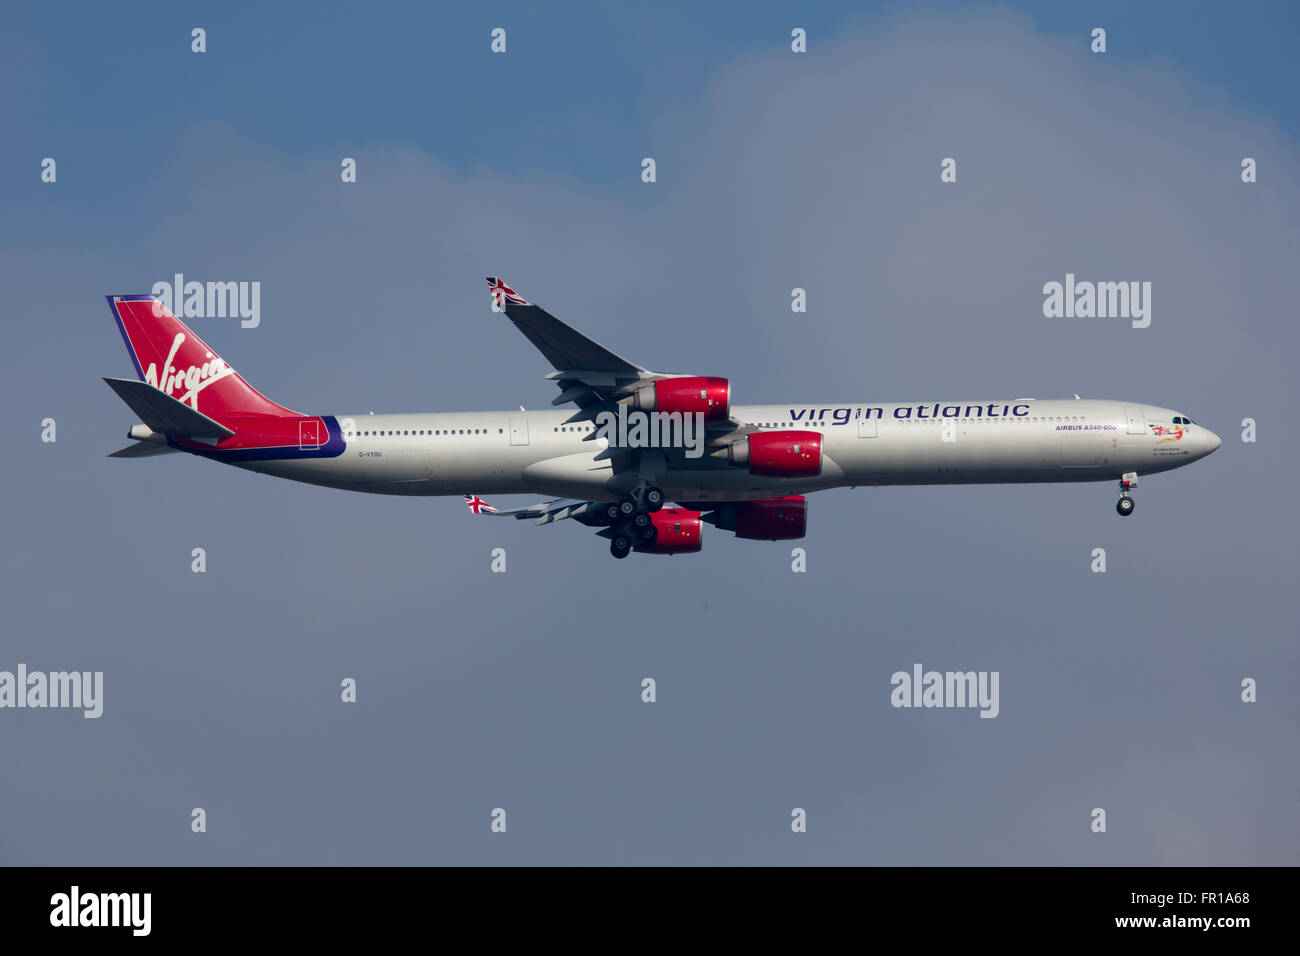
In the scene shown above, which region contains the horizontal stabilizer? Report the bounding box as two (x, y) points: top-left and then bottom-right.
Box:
(108, 441), (180, 458)
(103, 377), (235, 438)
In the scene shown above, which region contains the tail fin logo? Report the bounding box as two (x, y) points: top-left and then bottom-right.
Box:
(109, 295), (297, 422)
(142, 332), (234, 410)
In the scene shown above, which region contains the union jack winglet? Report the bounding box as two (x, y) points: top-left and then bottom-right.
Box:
(486, 276), (530, 308)
(464, 494), (497, 514)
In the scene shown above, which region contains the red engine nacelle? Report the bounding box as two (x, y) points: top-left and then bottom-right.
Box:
(706, 496), (807, 541)
(633, 508), (703, 554)
(621, 376), (730, 424)
(712, 430), (822, 477)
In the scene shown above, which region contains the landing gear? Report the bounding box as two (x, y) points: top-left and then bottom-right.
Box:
(1116, 472), (1138, 517)
(606, 484), (665, 552)
(619, 484), (665, 516)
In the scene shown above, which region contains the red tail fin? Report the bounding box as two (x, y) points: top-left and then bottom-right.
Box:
(107, 295), (297, 422)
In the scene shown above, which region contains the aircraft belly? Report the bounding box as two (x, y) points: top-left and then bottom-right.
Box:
(832, 422), (1128, 485)
(522, 452), (617, 499)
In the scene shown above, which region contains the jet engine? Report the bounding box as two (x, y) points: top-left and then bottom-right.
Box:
(709, 431), (822, 477)
(618, 376), (730, 424)
(703, 496), (807, 541)
(633, 507), (703, 554)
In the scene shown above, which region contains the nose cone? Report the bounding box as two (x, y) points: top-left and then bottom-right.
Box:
(1204, 429), (1222, 455)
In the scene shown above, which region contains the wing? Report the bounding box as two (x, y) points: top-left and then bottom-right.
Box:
(460, 492), (711, 561)
(486, 278), (644, 382)
(484, 278), (752, 460)
(464, 494), (607, 526)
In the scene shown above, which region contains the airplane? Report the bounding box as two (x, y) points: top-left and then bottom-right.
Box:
(104, 278), (1221, 559)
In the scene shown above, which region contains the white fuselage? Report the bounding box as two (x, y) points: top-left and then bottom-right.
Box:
(233, 399), (1219, 502)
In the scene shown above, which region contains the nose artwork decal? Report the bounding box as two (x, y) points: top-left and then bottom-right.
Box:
(1149, 424), (1186, 444)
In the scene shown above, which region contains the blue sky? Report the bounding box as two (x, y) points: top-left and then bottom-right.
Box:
(5, 1), (1298, 196)
(1, 2), (1297, 865)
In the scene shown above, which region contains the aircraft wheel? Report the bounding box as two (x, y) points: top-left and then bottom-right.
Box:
(604, 503), (621, 523)
(632, 511), (651, 530)
(639, 524), (658, 544)
(644, 487), (665, 512)
(610, 536), (632, 559)
(1116, 496), (1135, 517)
(618, 498), (637, 517)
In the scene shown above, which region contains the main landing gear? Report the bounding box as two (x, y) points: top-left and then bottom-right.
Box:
(606, 484), (665, 558)
(608, 522), (657, 559)
(1116, 472), (1138, 517)
(615, 484), (663, 514)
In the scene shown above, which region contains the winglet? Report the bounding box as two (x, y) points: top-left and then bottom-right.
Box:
(464, 494), (498, 514)
(486, 277), (530, 307)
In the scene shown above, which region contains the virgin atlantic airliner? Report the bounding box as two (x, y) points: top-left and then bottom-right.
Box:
(105, 278), (1220, 558)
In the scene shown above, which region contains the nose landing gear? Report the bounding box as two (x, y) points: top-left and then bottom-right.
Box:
(1116, 472), (1138, 516)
